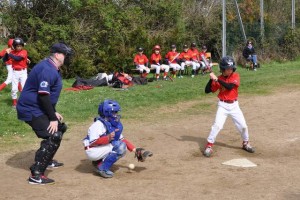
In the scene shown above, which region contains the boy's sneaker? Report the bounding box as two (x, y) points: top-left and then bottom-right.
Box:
(28, 174), (55, 185)
(242, 141), (255, 153)
(203, 143), (213, 157)
(96, 169), (114, 178)
(47, 160), (64, 169)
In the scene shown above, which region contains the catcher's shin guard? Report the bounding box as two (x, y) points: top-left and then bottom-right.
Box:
(99, 141), (126, 171)
(31, 132), (63, 174)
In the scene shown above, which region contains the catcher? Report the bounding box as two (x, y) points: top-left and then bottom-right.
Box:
(82, 99), (153, 178)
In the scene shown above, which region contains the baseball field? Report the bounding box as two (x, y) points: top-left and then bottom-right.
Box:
(0, 61), (300, 199)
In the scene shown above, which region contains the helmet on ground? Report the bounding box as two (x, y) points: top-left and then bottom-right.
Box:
(191, 42), (196, 47)
(183, 44), (188, 49)
(98, 99), (121, 118)
(153, 45), (161, 51)
(137, 47), (144, 52)
(12, 38), (25, 49)
(7, 39), (14, 48)
(171, 44), (176, 49)
(219, 56), (236, 72)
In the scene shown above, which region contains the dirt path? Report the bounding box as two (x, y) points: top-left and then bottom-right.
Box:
(1, 89), (300, 200)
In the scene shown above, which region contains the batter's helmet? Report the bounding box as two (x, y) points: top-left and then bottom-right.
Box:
(219, 56), (236, 72)
(98, 99), (121, 118)
(7, 39), (14, 48)
(12, 38), (24, 49)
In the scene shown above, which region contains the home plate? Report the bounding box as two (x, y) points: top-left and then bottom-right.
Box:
(222, 158), (257, 168)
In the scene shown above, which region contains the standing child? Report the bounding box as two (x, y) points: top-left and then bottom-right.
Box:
(83, 99), (153, 178)
(133, 47), (150, 78)
(0, 39), (14, 92)
(203, 56), (255, 157)
(3, 38), (28, 107)
(150, 45), (170, 80)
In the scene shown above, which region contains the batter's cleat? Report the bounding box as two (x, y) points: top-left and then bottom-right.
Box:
(28, 174), (55, 185)
(47, 160), (64, 169)
(96, 169), (114, 178)
(203, 143), (213, 157)
(242, 141), (255, 153)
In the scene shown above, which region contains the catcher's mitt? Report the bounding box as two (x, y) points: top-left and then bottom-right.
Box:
(135, 148), (153, 162)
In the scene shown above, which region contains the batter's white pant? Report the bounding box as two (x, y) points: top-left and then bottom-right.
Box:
(4, 64), (13, 85)
(180, 61), (193, 70)
(137, 65), (150, 73)
(11, 69), (27, 99)
(169, 63), (181, 71)
(84, 143), (114, 161)
(207, 101), (249, 144)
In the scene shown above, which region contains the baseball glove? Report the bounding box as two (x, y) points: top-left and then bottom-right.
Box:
(135, 148), (153, 162)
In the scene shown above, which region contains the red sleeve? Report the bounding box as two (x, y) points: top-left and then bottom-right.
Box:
(0, 49), (6, 57)
(122, 139), (135, 152)
(133, 54), (138, 63)
(211, 80), (220, 92)
(143, 55), (149, 63)
(90, 136), (110, 147)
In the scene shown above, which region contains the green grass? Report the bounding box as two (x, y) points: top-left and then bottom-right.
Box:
(1, 59), (300, 146)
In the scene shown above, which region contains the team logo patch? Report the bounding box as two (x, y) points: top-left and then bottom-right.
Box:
(40, 81), (49, 88)
(228, 61), (234, 66)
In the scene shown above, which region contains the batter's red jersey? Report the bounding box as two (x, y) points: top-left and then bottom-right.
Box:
(10, 49), (28, 70)
(165, 51), (180, 64)
(133, 54), (148, 65)
(187, 49), (199, 61)
(179, 51), (192, 61)
(150, 53), (162, 64)
(211, 72), (240, 101)
(0, 48), (12, 65)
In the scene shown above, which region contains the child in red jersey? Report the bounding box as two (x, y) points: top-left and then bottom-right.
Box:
(150, 45), (170, 80)
(203, 56), (255, 157)
(199, 45), (212, 74)
(187, 42), (201, 78)
(165, 44), (181, 78)
(133, 47), (150, 78)
(178, 44), (193, 77)
(3, 38), (28, 107)
(0, 39), (14, 92)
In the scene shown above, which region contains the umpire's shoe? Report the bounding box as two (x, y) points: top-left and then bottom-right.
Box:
(47, 160), (64, 169)
(242, 141), (255, 153)
(28, 174), (55, 185)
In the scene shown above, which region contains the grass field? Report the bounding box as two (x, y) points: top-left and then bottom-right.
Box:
(1, 59), (300, 146)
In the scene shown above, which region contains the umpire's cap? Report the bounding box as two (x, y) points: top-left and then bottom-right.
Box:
(50, 42), (73, 56)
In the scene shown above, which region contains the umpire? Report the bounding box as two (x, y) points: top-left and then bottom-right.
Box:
(16, 42), (73, 185)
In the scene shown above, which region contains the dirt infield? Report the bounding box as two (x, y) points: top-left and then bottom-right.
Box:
(1, 88), (300, 200)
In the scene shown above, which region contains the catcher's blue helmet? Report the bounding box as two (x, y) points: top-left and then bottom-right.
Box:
(98, 99), (121, 118)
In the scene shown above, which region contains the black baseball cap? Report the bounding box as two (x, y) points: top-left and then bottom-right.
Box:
(171, 44), (176, 49)
(50, 42), (73, 55)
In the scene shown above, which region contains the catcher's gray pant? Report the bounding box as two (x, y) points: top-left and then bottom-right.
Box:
(207, 100), (249, 144)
